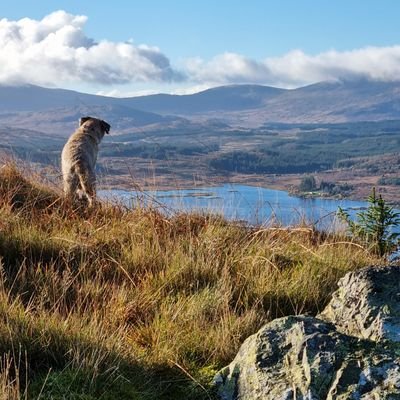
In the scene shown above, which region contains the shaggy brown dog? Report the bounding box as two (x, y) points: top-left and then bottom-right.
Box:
(61, 116), (110, 206)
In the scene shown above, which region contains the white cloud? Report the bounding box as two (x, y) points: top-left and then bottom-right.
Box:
(170, 83), (214, 95)
(2, 10), (400, 92)
(0, 10), (184, 86)
(185, 53), (272, 85)
(185, 46), (400, 88)
(96, 88), (162, 98)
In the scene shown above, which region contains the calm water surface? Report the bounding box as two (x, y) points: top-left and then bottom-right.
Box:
(99, 184), (369, 229)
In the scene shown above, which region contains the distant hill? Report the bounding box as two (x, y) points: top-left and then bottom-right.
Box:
(241, 80), (400, 124)
(0, 84), (112, 112)
(0, 83), (284, 114)
(0, 103), (185, 135)
(121, 84), (285, 114)
(1, 80), (400, 131)
(0, 85), (187, 135)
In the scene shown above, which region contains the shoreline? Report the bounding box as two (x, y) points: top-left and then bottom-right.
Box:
(99, 172), (400, 207)
(99, 179), (369, 206)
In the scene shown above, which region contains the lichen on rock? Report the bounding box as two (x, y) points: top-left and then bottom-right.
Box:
(215, 266), (400, 399)
(320, 265), (400, 342)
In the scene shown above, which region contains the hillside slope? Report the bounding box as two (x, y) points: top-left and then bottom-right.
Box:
(236, 80), (400, 124)
(0, 163), (382, 399)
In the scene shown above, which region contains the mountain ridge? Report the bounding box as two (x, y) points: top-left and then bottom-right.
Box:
(1, 80), (400, 129)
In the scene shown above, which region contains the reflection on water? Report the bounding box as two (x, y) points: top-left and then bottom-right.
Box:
(156, 191), (217, 199)
(99, 184), (369, 229)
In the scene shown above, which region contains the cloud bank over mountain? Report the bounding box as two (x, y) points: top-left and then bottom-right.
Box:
(186, 46), (400, 88)
(1, 10), (400, 91)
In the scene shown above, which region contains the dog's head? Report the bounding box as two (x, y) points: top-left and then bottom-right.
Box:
(79, 116), (111, 141)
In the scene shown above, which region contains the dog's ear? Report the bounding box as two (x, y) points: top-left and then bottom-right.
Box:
(79, 116), (92, 126)
(101, 120), (111, 134)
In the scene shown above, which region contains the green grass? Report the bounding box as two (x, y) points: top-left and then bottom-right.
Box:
(0, 163), (382, 399)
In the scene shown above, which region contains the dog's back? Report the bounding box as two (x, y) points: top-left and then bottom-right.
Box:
(62, 117), (110, 206)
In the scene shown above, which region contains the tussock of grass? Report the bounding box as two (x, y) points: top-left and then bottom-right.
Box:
(0, 163), (382, 399)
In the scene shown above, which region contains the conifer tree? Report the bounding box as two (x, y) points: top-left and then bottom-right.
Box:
(338, 188), (400, 257)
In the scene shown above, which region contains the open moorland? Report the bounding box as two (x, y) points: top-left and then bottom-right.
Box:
(0, 163), (385, 399)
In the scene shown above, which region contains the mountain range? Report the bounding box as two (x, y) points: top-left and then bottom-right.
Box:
(0, 79), (400, 136)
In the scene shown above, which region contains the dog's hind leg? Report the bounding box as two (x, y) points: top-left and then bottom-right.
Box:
(76, 165), (96, 207)
(63, 171), (79, 203)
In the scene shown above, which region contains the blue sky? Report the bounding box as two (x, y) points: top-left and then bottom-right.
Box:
(1, 1), (400, 96)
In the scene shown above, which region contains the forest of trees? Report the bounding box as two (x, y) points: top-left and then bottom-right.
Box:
(207, 150), (333, 174)
(7, 120), (400, 180)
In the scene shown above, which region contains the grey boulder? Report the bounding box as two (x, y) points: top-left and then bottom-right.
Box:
(320, 265), (400, 342)
(215, 266), (400, 400)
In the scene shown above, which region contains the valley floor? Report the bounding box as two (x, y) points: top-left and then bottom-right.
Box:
(98, 158), (400, 206)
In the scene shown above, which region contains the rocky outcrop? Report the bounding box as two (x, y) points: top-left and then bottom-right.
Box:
(320, 265), (400, 343)
(215, 266), (400, 399)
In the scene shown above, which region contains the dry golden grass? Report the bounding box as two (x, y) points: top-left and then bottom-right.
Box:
(0, 163), (382, 399)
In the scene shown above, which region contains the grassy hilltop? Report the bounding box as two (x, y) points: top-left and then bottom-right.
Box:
(0, 163), (382, 399)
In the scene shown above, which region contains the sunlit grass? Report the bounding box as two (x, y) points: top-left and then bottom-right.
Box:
(0, 162), (382, 399)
